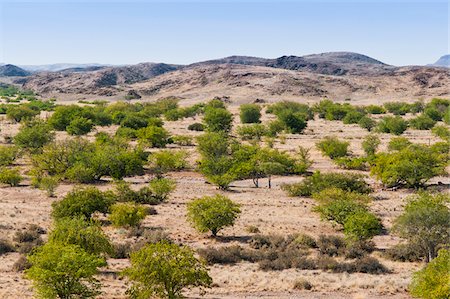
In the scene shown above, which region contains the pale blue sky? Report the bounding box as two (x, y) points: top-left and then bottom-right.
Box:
(0, 0), (448, 66)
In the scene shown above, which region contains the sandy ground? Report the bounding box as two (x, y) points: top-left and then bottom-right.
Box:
(0, 102), (448, 299)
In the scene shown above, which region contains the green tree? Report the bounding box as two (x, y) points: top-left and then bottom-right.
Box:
(48, 216), (112, 255)
(148, 150), (188, 177)
(409, 249), (450, 299)
(343, 211), (382, 241)
(6, 105), (39, 122)
(26, 243), (106, 299)
(393, 192), (450, 262)
(239, 104), (261, 123)
(358, 116), (377, 131)
(278, 111), (307, 133)
(137, 125), (171, 148)
(203, 107), (233, 133)
(14, 120), (55, 152)
(316, 136), (349, 159)
(371, 145), (447, 188)
(124, 241), (212, 299)
(362, 134), (380, 157)
(377, 116), (408, 135)
(187, 194), (241, 236)
(52, 187), (115, 220)
(148, 178), (176, 202)
(108, 202), (147, 228)
(66, 117), (94, 136)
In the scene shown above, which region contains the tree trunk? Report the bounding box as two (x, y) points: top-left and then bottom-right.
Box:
(268, 176), (272, 189)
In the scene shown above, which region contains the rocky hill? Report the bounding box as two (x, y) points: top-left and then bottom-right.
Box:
(0, 64), (31, 77)
(16, 52), (450, 101)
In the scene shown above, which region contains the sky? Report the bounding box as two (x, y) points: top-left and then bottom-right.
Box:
(0, 0), (448, 66)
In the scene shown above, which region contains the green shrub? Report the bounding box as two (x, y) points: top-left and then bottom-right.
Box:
(334, 157), (368, 170)
(236, 124), (267, 140)
(66, 163), (96, 183)
(66, 117), (94, 135)
(109, 202), (147, 228)
(203, 107), (233, 133)
(431, 124), (450, 141)
(48, 216), (112, 255)
(0, 167), (22, 186)
(362, 134), (380, 156)
(26, 243), (106, 299)
(148, 150), (188, 177)
(240, 104), (261, 123)
(278, 111), (307, 133)
(316, 235), (346, 257)
(343, 110), (365, 124)
(358, 116), (377, 131)
(115, 126), (138, 139)
(137, 125), (171, 148)
(120, 114), (149, 129)
(187, 122), (204, 131)
(6, 105), (39, 122)
(343, 211), (382, 240)
(148, 178), (176, 202)
(377, 116), (408, 135)
(316, 136), (349, 159)
(282, 171), (371, 197)
(365, 105), (386, 114)
(48, 104), (84, 130)
(409, 114), (437, 130)
(14, 120), (54, 151)
(409, 249), (450, 299)
(52, 187), (115, 220)
(371, 145), (447, 188)
(383, 102), (411, 115)
(393, 192), (450, 262)
(124, 241), (212, 299)
(187, 194), (241, 236)
(266, 120), (285, 137)
(0, 146), (18, 166)
(38, 176), (59, 197)
(267, 101), (312, 120)
(315, 198), (366, 226)
(387, 136), (412, 151)
(171, 135), (193, 146)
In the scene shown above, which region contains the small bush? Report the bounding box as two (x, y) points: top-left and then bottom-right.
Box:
(387, 136), (412, 151)
(187, 122), (204, 131)
(203, 107), (233, 133)
(38, 176), (59, 197)
(0, 146), (18, 166)
(148, 150), (188, 177)
(0, 239), (15, 255)
(343, 211), (382, 241)
(187, 194), (241, 236)
(384, 102), (411, 115)
(240, 104), (261, 123)
(51, 186), (115, 220)
(366, 105), (386, 114)
(293, 234), (317, 248)
(12, 255), (31, 272)
(358, 116), (377, 131)
(137, 125), (171, 148)
(293, 279), (313, 290)
(14, 120), (54, 152)
(236, 124), (267, 140)
(431, 124), (450, 141)
(109, 202), (147, 228)
(316, 136), (349, 159)
(343, 110), (365, 124)
(282, 171), (371, 197)
(334, 157), (368, 170)
(171, 135), (193, 146)
(0, 167), (22, 186)
(409, 114), (437, 130)
(66, 117), (94, 135)
(278, 111), (307, 134)
(384, 243), (423, 262)
(316, 235), (346, 257)
(377, 116), (408, 135)
(353, 256), (389, 274)
(344, 240), (375, 259)
(409, 249), (450, 299)
(66, 163), (96, 183)
(148, 178), (176, 203)
(362, 134), (380, 156)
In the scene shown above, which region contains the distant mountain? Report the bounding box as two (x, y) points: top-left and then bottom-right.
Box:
(0, 64), (31, 77)
(193, 52), (393, 76)
(429, 55), (450, 68)
(23, 62), (181, 95)
(19, 63), (113, 72)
